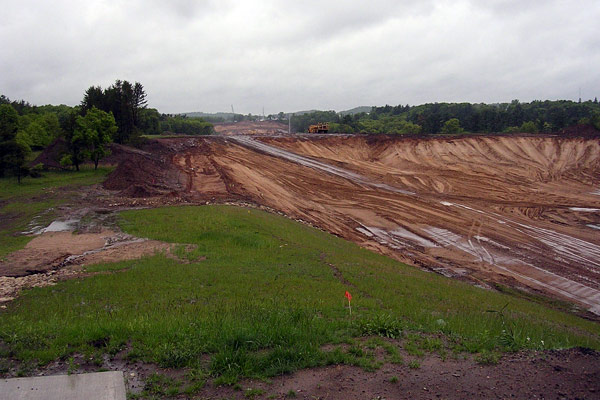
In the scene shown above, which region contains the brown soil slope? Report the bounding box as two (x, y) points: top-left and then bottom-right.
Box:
(104, 134), (600, 314)
(213, 120), (289, 135)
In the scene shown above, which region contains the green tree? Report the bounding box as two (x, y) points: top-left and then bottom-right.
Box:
(591, 111), (600, 130)
(520, 121), (538, 134)
(441, 118), (463, 134)
(81, 80), (147, 144)
(0, 103), (19, 142)
(0, 104), (30, 182)
(22, 121), (50, 148)
(400, 121), (422, 135)
(2, 140), (30, 183)
(74, 107), (117, 170)
(138, 108), (161, 135)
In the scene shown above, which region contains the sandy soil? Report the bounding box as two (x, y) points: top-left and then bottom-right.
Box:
(213, 121), (289, 136)
(103, 133), (600, 315)
(0, 230), (179, 302)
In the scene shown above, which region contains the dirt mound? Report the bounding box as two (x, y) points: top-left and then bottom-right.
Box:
(213, 120), (289, 135)
(30, 138), (68, 169)
(558, 123), (600, 137)
(31, 139), (157, 170)
(103, 139), (191, 197)
(102, 134), (600, 314)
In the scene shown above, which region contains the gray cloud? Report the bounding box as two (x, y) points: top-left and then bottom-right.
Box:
(1, 0), (598, 114)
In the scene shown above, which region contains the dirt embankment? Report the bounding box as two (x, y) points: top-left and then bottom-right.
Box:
(99, 134), (600, 313)
(213, 120), (289, 136)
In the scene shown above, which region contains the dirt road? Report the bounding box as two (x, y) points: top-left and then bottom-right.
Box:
(104, 133), (600, 314)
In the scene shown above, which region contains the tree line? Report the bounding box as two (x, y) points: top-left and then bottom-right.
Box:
(0, 81), (216, 181)
(290, 99), (600, 134)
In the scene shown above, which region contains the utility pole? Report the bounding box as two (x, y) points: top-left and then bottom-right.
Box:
(288, 114), (291, 134)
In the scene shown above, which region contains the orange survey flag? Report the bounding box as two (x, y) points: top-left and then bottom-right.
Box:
(345, 291), (352, 301)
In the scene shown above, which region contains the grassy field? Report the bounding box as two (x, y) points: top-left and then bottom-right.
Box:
(1, 204), (599, 389)
(0, 167), (112, 257)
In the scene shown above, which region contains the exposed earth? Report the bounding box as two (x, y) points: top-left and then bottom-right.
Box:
(103, 132), (600, 316)
(0, 229), (189, 302)
(3, 123), (600, 399)
(3, 338), (599, 399)
(213, 120), (289, 136)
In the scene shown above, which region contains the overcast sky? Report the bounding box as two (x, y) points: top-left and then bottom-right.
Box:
(1, 0), (599, 114)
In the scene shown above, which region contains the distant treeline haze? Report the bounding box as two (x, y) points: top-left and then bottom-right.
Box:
(291, 99), (600, 134)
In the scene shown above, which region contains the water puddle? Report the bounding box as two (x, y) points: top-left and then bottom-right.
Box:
(390, 227), (437, 247)
(569, 207), (600, 212)
(42, 220), (79, 233)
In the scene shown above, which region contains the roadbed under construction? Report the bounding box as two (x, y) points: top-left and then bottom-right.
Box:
(102, 132), (600, 315)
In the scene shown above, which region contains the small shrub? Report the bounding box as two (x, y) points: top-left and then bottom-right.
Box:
(143, 373), (181, 397)
(355, 314), (404, 339)
(155, 342), (196, 368)
(244, 388), (265, 398)
(475, 350), (500, 365)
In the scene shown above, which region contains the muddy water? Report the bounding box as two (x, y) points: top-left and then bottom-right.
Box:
(42, 219), (79, 233)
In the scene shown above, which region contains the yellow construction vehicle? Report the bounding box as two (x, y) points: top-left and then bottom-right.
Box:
(308, 123), (329, 133)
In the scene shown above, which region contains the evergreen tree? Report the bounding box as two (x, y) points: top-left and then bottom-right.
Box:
(0, 104), (30, 181)
(79, 80), (147, 144)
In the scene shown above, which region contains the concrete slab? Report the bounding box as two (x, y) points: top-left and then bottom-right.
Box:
(0, 371), (125, 400)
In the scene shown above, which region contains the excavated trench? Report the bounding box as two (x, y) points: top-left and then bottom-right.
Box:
(103, 134), (600, 314)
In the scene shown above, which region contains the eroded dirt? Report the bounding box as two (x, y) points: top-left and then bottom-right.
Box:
(103, 133), (600, 315)
(213, 120), (289, 136)
(4, 128), (600, 399)
(233, 348), (600, 400)
(0, 229), (185, 302)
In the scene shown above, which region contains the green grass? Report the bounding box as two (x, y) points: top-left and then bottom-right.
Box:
(0, 166), (112, 257)
(0, 166), (112, 201)
(0, 205), (599, 385)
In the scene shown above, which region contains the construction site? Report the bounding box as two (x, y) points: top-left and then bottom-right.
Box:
(2, 121), (600, 399)
(101, 124), (600, 316)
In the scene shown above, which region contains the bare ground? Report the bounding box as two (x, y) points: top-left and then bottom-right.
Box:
(3, 342), (598, 400)
(101, 133), (600, 314)
(0, 227), (190, 302)
(3, 126), (600, 399)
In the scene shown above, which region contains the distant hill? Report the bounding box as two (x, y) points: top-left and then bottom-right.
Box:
(181, 106), (372, 120)
(339, 106), (372, 116)
(181, 112), (236, 121)
(291, 107), (372, 116)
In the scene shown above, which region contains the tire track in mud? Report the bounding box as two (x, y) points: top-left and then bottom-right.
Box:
(231, 136), (415, 196)
(226, 136), (600, 314)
